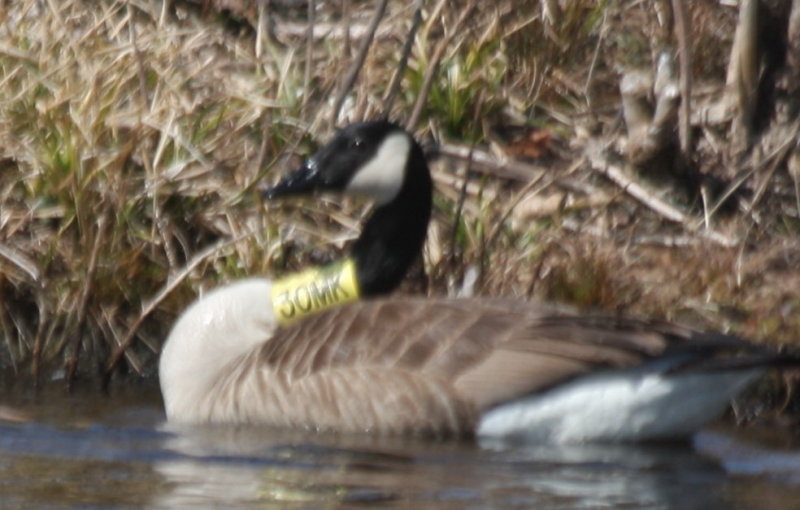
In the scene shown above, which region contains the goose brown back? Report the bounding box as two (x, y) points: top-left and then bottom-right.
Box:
(197, 297), (752, 436)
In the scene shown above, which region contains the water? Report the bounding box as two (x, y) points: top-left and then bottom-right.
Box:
(1, 385), (799, 509)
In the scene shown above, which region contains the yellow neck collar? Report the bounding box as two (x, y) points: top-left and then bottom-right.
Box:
(271, 258), (361, 326)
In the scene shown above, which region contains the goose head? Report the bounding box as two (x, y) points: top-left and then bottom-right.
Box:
(266, 120), (433, 296)
(266, 121), (417, 205)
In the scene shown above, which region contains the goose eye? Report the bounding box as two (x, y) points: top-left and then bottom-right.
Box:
(349, 137), (365, 150)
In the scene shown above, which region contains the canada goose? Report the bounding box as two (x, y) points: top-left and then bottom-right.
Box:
(160, 120), (787, 442)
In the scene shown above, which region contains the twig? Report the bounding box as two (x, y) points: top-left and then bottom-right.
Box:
(726, 0), (759, 151)
(790, 150), (800, 217)
(691, 167), (756, 231)
(271, 20), (394, 41)
(31, 294), (48, 389)
(256, 1), (267, 59)
(330, 0), (390, 125)
(700, 183), (711, 231)
(585, 141), (737, 247)
(434, 143), (547, 182)
(342, 0), (352, 56)
(0, 244), (41, 282)
(100, 308), (143, 376)
(407, 1), (476, 129)
(102, 233), (250, 389)
(449, 151), (473, 269)
(583, 7), (608, 109)
(486, 167), (552, 248)
(302, 0), (315, 117)
(0, 293), (16, 373)
(587, 144), (684, 223)
(561, 218), (711, 247)
(448, 90), (486, 271)
(65, 214), (108, 386)
(436, 142), (601, 201)
(671, 0), (692, 155)
(383, 0), (423, 115)
(127, 1), (149, 113)
(745, 121), (800, 215)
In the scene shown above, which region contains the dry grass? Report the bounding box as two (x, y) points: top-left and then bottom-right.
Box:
(0, 0), (798, 404)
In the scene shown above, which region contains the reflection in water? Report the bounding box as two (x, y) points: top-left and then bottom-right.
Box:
(696, 427), (800, 483)
(152, 424), (776, 509)
(1, 387), (800, 509)
(157, 426), (694, 508)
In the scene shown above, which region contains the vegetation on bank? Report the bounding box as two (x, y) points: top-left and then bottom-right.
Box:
(0, 0), (798, 420)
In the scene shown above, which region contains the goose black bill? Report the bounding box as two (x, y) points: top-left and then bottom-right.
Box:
(263, 160), (322, 200)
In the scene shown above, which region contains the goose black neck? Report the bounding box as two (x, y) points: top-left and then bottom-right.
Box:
(351, 143), (432, 297)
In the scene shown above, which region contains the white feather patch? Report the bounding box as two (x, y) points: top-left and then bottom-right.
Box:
(477, 367), (762, 443)
(346, 132), (410, 205)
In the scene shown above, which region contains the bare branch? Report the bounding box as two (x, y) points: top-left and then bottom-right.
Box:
(330, 0), (390, 125)
(585, 141), (737, 247)
(383, 0), (423, 115)
(671, 0), (692, 156)
(302, 0), (315, 117)
(726, 0), (759, 152)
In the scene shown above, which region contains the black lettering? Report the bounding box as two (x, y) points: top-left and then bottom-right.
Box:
(276, 291), (295, 319)
(294, 286), (312, 312)
(328, 272), (349, 299)
(309, 280), (332, 307)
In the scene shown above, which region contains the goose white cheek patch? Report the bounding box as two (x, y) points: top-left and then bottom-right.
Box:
(346, 132), (410, 205)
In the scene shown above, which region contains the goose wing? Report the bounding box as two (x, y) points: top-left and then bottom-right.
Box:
(214, 298), (757, 435)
